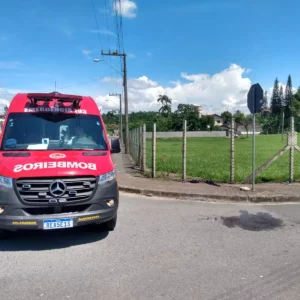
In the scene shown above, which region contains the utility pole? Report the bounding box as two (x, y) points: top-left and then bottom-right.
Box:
(102, 50), (129, 154)
(109, 93), (122, 142)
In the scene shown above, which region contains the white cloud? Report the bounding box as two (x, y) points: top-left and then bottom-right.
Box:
(82, 49), (92, 56)
(0, 88), (14, 113)
(89, 29), (116, 36)
(95, 95), (120, 111)
(128, 53), (135, 58)
(62, 28), (73, 36)
(147, 52), (152, 56)
(95, 64), (252, 114)
(0, 61), (24, 69)
(113, 0), (137, 18)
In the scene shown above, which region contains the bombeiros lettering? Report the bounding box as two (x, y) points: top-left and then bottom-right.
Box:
(13, 162), (97, 172)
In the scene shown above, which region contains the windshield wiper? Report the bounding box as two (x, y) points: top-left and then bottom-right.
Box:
(58, 148), (96, 151)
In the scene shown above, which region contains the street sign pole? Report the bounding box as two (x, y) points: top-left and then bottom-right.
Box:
(252, 113), (255, 191)
(247, 83), (263, 192)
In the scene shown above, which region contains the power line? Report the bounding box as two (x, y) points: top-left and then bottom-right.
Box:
(104, 0), (112, 65)
(114, 5), (122, 54)
(63, 78), (101, 90)
(104, 0), (110, 47)
(118, 0), (125, 52)
(113, 0), (125, 72)
(92, 0), (103, 50)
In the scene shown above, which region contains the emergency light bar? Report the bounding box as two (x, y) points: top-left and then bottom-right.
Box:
(27, 92), (82, 107)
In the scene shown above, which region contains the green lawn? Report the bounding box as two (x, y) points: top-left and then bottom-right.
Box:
(146, 134), (300, 183)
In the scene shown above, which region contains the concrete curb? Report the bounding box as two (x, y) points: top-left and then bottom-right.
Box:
(119, 185), (300, 203)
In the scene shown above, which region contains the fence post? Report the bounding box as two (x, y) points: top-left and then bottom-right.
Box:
(135, 127), (138, 163)
(136, 127), (138, 163)
(142, 123), (146, 173)
(139, 125), (143, 169)
(152, 123), (156, 178)
(128, 129), (131, 156)
(182, 120), (187, 182)
(230, 118), (235, 183)
(289, 117), (295, 183)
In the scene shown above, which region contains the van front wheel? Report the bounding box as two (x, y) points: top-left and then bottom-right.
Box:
(102, 215), (117, 231)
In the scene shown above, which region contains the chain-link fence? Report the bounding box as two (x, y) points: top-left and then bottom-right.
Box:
(128, 118), (300, 183)
(128, 126), (142, 167)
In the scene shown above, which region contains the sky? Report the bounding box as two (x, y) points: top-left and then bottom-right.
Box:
(1, 0), (300, 114)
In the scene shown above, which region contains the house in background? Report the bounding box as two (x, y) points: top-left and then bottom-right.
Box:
(0, 114), (5, 133)
(195, 105), (203, 118)
(207, 114), (224, 127)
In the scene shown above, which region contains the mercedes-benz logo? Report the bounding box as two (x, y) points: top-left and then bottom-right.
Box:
(49, 180), (67, 197)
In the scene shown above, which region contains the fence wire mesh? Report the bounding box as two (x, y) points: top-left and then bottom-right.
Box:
(128, 126), (142, 167)
(235, 134), (288, 183)
(129, 118), (300, 183)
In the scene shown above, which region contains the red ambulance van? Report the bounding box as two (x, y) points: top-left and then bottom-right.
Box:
(0, 92), (120, 238)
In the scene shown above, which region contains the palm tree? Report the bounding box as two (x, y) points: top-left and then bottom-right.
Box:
(157, 95), (172, 117)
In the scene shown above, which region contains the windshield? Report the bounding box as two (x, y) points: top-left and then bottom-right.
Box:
(1, 113), (108, 151)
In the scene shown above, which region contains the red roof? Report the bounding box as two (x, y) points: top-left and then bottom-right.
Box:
(8, 93), (100, 116)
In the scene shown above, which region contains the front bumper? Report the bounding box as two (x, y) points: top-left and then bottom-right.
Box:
(0, 179), (119, 231)
(0, 207), (117, 230)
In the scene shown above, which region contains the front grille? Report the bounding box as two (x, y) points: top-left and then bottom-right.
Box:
(15, 177), (97, 204)
(24, 205), (90, 215)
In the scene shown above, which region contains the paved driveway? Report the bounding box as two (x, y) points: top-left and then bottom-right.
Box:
(1, 194), (300, 300)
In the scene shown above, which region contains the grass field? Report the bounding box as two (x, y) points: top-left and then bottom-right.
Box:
(146, 134), (300, 183)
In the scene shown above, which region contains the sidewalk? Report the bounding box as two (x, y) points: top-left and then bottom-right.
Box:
(112, 152), (300, 203)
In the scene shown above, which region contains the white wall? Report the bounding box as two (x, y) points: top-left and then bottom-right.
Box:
(145, 131), (227, 138)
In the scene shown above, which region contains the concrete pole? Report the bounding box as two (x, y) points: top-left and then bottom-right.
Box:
(289, 117), (295, 183)
(230, 118), (235, 183)
(139, 125), (143, 169)
(123, 54), (129, 154)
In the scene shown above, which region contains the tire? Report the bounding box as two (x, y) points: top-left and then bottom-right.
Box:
(0, 229), (9, 240)
(102, 215), (117, 231)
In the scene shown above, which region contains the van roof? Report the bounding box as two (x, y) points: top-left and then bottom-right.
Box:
(8, 92), (100, 115)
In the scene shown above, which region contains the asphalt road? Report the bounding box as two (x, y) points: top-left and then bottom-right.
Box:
(1, 194), (300, 300)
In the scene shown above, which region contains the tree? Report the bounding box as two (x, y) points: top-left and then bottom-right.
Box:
(261, 91), (270, 117)
(233, 110), (244, 125)
(233, 111), (252, 137)
(241, 115), (253, 137)
(271, 78), (281, 115)
(260, 114), (280, 134)
(157, 95), (172, 117)
(220, 111), (232, 126)
(279, 85), (284, 108)
(173, 104), (200, 131)
(291, 87), (300, 117)
(262, 91), (268, 110)
(199, 115), (215, 131)
(285, 75), (293, 120)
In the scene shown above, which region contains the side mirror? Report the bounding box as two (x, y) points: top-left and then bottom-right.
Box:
(110, 137), (121, 154)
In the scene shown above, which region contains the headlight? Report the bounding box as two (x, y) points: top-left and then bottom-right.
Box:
(98, 170), (116, 184)
(0, 176), (13, 188)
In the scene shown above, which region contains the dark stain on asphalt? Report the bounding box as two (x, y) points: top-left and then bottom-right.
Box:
(221, 210), (283, 231)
